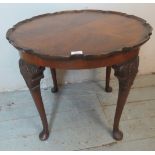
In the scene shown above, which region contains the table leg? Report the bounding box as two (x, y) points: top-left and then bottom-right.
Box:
(50, 68), (58, 93)
(19, 59), (49, 141)
(112, 56), (139, 140)
(105, 66), (112, 92)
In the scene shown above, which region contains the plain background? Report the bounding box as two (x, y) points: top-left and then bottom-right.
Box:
(0, 3), (154, 92)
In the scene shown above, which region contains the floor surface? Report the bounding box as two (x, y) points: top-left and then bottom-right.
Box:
(0, 74), (155, 150)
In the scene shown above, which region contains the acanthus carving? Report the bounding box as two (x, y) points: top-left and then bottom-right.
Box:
(112, 56), (139, 91)
(19, 59), (45, 90)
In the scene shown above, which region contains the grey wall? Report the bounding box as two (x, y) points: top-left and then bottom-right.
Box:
(0, 3), (155, 92)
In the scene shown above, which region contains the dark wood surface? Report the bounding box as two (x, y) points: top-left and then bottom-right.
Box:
(6, 10), (152, 141)
(7, 10), (152, 60)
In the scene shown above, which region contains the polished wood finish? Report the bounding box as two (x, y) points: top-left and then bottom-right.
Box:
(19, 47), (140, 69)
(6, 10), (152, 141)
(105, 67), (112, 92)
(50, 68), (58, 93)
(112, 56), (139, 140)
(50, 66), (113, 94)
(19, 59), (49, 141)
(7, 10), (152, 60)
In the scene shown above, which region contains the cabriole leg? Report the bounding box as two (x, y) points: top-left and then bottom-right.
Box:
(19, 59), (49, 141)
(105, 66), (112, 92)
(50, 68), (58, 93)
(112, 56), (139, 140)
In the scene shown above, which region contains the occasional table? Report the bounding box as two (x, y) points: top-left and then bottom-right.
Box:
(6, 10), (152, 141)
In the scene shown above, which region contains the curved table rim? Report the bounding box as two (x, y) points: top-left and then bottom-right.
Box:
(6, 9), (152, 61)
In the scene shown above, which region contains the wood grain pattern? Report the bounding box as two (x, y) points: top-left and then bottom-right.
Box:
(112, 56), (139, 140)
(19, 59), (49, 141)
(6, 10), (152, 141)
(6, 10), (152, 60)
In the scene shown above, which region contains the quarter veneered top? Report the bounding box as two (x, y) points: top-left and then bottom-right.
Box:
(6, 10), (152, 60)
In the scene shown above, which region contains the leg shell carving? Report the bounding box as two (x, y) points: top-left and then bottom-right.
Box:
(19, 59), (45, 90)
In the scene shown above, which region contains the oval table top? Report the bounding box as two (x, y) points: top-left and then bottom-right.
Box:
(6, 10), (152, 60)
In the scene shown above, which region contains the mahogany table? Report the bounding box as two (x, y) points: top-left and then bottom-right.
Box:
(6, 10), (152, 141)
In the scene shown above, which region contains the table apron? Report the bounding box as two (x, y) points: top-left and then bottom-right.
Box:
(19, 48), (139, 69)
